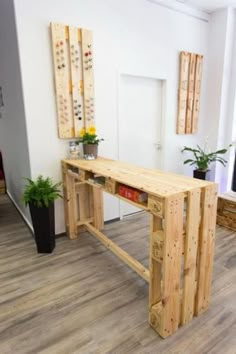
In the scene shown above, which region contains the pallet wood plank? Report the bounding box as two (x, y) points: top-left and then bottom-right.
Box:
(81, 29), (95, 128)
(61, 162), (70, 235)
(105, 178), (117, 194)
(77, 183), (93, 222)
(181, 188), (200, 325)
(192, 54), (203, 133)
(185, 53), (196, 134)
(69, 26), (85, 137)
(195, 184), (217, 314)
(149, 301), (163, 333)
(67, 174), (77, 239)
(176, 52), (190, 134)
(92, 187), (104, 230)
(158, 193), (184, 337)
(51, 23), (74, 138)
(149, 215), (163, 309)
(148, 196), (164, 218)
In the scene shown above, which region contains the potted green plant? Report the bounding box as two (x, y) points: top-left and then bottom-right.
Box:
(78, 126), (104, 159)
(181, 143), (232, 180)
(22, 175), (62, 253)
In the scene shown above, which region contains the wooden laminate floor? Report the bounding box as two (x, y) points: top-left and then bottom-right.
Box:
(0, 194), (236, 354)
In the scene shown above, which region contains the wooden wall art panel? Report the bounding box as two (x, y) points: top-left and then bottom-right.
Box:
(176, 51), (203, 135)
(51, 23), (95, 139)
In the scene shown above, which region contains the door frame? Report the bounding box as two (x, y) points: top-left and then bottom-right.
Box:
(116, 70), (167, 219)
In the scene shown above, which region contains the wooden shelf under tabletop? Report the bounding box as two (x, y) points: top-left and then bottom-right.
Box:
(61, 157), (218, 338)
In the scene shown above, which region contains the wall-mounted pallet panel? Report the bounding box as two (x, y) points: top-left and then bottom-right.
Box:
(50, 23), (95, 139)
(176, 51), (203, 135)
(176, 52), (190, 134)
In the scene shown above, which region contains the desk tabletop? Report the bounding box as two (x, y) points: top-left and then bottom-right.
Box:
(63, 157), (216, 198)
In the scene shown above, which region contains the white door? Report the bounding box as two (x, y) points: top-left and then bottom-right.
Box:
(119, 74), (163, 217)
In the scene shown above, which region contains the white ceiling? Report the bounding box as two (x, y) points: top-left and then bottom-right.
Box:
(179, 0), (236, 13)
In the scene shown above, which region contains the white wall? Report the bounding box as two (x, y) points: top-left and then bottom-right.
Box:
(205, 8), (236, 193)
(0, 0), (31, 221)
(13, 0), (211, 233)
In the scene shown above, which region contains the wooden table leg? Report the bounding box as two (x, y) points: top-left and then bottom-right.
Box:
(181, 188), (201, 325)
(62, 163), (104, 238)
(92, 187), (104, 230)
(149, 193), (184, 338)
(76, 184), (104, 230)
(149, 214), (163, 333)
(62, 162), (77, 239)
(195, 184), (218, 314)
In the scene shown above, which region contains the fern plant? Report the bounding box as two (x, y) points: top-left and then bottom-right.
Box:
(181, 144), (232, 171)
(22, 175), (62, 208)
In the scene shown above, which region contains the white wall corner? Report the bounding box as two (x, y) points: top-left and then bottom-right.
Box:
(7, 189), (33, 233)
(213, 8), (236, 192)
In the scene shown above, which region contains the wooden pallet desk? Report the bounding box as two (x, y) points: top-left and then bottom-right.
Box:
(62, 157), (218, 338)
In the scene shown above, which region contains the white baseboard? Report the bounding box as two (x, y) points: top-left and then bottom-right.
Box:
(7, 190), (33, 233)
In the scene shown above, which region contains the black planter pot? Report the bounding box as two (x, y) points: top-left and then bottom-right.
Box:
(193, 169), (211, 180)
(83, 144), (98, 158)
(29, 202), (55, 253)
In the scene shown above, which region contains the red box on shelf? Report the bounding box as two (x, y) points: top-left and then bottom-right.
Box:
(118, 185), (147, 203)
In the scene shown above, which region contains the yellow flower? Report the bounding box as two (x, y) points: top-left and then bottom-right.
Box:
(79, 127), (85, 137)
(86, 126), (96, 135)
